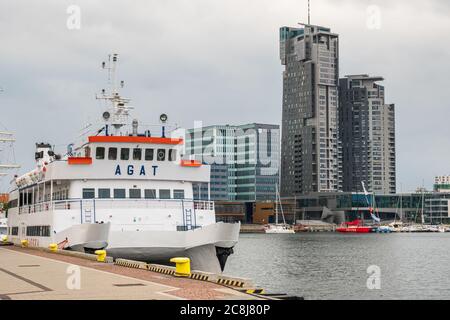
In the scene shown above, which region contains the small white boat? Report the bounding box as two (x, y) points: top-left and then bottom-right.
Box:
(264, 184), (295, 234)
(388, 222), (403, 233)
(264, 224), (295, 234)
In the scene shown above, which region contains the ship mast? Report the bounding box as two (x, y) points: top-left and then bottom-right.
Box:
(0, 89), (20, 176)
(96, 54), (133, 136)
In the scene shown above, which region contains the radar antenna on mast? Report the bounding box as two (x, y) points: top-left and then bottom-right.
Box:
(96, 54), (133, 134)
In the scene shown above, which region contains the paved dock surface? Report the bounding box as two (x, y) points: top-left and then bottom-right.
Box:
(0, 247), (256, 300)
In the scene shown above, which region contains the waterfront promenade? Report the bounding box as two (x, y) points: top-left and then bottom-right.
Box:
(0, 246), (257, 300)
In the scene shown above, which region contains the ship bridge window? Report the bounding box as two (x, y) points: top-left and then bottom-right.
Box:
(157, 149), (166, 161)
(82, 188), (95, 199)
(114, 189), (126, 199)
(145, 148), (154, 161)
(173, 189), (185, 199)
(108, 147), (118, 160)
(144, 189), (156, 199)
(96, 147), (105, 160)
(129, 189), (141, 199)
(120, 148), (130, 160)
(169, 149), (177, 162)
(98, 188), (111, 199)
(8, 199), (18, 209)
(133, 148), (142, 161)
(159, 189), (171, 199)
(10, 227), (18, 236)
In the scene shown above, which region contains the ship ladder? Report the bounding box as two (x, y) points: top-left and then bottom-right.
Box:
(185, 209), (193, 230)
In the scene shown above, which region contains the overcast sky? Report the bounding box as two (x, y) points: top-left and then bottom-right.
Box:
(0, 0), (449, 192)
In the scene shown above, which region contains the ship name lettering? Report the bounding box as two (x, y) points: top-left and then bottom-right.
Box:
(114, 164), (158, 176)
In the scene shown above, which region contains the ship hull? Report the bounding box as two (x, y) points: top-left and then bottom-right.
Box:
(336, 226), (374, 233)
(59, 223), (111, 251)
(104, 222), (240, 273)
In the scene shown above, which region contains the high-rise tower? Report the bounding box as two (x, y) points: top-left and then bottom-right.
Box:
(339, 75), (396, 194)
(279, 24), (340, 196)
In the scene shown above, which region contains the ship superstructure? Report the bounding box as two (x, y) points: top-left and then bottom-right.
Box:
(6, 54), (240, 272)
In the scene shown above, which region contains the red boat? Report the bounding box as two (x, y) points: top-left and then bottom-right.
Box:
(336, 219), (374, 233)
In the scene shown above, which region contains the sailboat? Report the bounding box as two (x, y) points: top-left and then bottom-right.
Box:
(264, 184), (295, 234)
(388, 195), (404, 232)
(336, 182), (390, 233)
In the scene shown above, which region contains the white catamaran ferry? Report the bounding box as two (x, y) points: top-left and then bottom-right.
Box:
(7, 54), (240, 272)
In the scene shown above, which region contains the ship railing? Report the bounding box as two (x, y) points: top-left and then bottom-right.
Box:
(19, 200), (80, 214)
(193, 201), (215, 211)
(18, 199), (215, 213)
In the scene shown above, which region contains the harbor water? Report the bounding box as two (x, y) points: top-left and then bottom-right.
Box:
(226, 233), (450, 299)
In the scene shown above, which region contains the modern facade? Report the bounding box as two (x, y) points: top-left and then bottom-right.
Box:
(185, 123), (280, 201)
(434, 176), (450, 193)
(279, 24), (340, 197)
(292, 192), (436, 223)
(339, 75), (396, 194)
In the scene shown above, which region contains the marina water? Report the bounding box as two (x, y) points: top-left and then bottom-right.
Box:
(226, 233), (450, 299)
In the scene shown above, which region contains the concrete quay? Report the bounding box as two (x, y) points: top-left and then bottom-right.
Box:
(0, 246), (260, 300)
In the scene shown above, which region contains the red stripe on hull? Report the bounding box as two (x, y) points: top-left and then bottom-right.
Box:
(336, 227), (373, 233)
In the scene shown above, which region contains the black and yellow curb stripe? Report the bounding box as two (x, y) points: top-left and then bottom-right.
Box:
(114, 259), (147, 269)
(217, 278), (245, 288)
(189, 273), (210, 281)
(241, 289), (265, 294)
(147, 265), (176, 276)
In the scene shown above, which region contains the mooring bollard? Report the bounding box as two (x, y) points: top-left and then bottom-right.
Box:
(95, 250), (107, 262)
(170, 257), (191, 277)
(49, 243), (58, 252)
(21, 239), (28, 247)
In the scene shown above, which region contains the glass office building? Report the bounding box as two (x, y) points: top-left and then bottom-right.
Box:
(185, 123), (280, 201)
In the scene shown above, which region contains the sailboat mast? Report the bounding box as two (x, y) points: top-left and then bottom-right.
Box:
(421, 182), (425, 225)
(275, 184), (279, 225)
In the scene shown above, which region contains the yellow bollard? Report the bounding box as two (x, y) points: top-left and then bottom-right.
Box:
(95, 250), (107, 262)
(170, 257), (191, 277)
(21, 239), (28, 247)
(49, 243), (58, 252)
